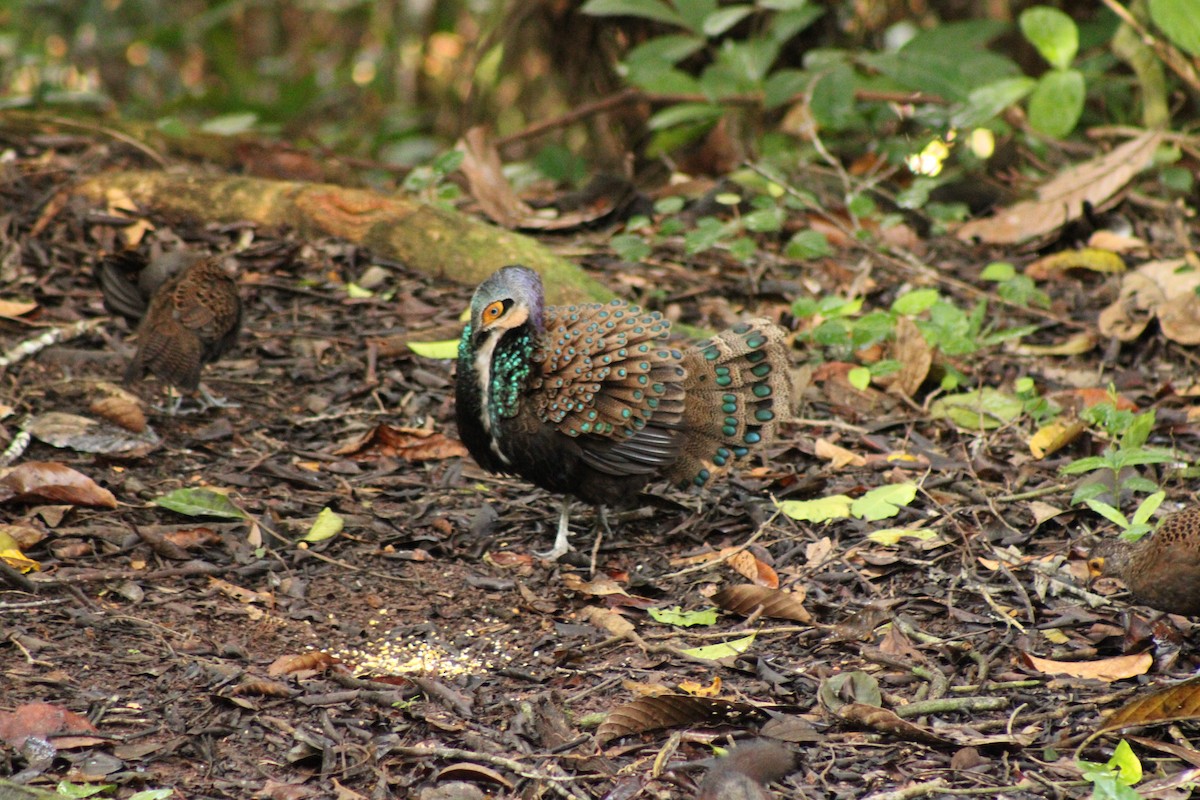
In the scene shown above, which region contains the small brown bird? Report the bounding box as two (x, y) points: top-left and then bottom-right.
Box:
(455, 265), (790, 559)
(96, 250), (242, 410)
(695, 741), (797, 800)
(1090, 507), (1200, 616)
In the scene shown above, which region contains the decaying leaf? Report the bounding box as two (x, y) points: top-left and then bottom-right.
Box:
(437, 762), (515, 790)
(712, 585), (812, 623)
(1029, 418), (1086, 459)
(818, 671), (882, 714)
(1024, 248), (1127, 280)
(25, 411), (159, 455)
(838, 703), (955, 747)
(727, 549), (779, 588)
(814, 438), (866, 469)
(1021, 651), (1153, 682)
(154, 487), (246, 519)
(0, 702), (99, 749)
(596, 694), (769, 745)
(1098, 258), (1200, 344)
(90, 395), (148, 433)
(886, 316), (932, 398)
(1098, 675), (1200, 736)
(334, 423), (469, 461)
(268, 652), (342, 677)
(0, 461), (117, 508)
(680, 633), (756, 660)
(956, 130), (1164, 245)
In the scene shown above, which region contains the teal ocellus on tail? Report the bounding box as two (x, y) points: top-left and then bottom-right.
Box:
(455, 265), (791, 559)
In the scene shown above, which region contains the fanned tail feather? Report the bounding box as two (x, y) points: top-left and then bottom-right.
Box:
(667, 319), (791, 486)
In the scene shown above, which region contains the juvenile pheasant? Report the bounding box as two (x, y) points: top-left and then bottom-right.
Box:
(96, 251), (242, 410)
(1090, 507), (1200, 616)
(455, 265), (791, 559)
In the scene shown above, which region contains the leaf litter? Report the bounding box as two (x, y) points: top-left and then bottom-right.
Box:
(6, 129), (1200, 800)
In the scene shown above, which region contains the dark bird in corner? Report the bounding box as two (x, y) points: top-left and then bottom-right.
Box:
(454, 265), (791, 559)
(1090, 506), (1200, 617)
(96, 250), (242, 411)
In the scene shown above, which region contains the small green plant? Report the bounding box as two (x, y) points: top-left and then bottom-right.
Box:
(981, 262), (1051, 309)
(1078, 739), (1143, 800)
(791, 288), (1036, 367)
(1014, 377), (1060, 425)
(1061, 400), (1178, 518)
(401, 150), (464, 208)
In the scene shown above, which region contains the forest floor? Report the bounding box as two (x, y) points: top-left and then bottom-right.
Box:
(3, 127), (1200, 800)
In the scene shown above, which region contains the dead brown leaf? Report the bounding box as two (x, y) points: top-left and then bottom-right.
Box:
(1098, 258), (1200, 344)
(268, 652), (342, 677)
(1098, 675), (1200, 736)
(0, 702), (98, 749)
(727, 549), (779, 588)
(1021, 651), (1153, 682)
(712, 585), (812, 623)
(596, 694), (769, 745)
(956, 130), (1164, 245)
(0, 462), (117, 508)
(837, 703), (955, 747)
(333, 423), (468, 461)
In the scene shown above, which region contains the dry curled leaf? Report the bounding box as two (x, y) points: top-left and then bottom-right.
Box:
(1098, 258), (1200, 344)
(837, 703), (955, 747)
(0, 702), (98, 749)
(712, 585), (812, 623)
(1021, 651), (1152, 682)
(596, 694), (769, 745)
(956, 131), (1163, 245)
(333, 423), (468, 461)
(436, 762), (515, 789)
(267, 652), (341, 677)
(233, 679), (295, 698)
(727, 550), (779, 588)
(0, 461), (117, 508)
(25, 411), (159, 455)
(90, 395), (147, 433)
(1098, 675), (1200, 735)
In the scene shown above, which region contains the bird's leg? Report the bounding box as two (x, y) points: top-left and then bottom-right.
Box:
(588, 505), (612, 576)
(535, 496), (573, 560)
(196, 383), (239, 410)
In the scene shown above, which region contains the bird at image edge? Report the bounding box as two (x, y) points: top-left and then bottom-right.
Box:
(454, 264), (791, 560)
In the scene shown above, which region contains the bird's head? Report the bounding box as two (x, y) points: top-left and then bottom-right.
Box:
(468, 265), (545, 348)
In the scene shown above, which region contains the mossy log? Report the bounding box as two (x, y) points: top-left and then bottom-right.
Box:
(73, 170), (614, 306)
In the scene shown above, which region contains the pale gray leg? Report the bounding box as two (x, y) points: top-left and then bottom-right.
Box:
(536, 496), (573, 560)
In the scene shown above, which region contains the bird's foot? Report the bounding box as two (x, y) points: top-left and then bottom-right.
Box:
(535, 497), (574, 561)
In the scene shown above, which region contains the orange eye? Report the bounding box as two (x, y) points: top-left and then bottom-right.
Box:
(483, 301), (505, 321)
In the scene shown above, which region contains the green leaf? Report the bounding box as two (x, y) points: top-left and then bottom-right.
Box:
(56, 782), (114, 798)
(1028, 69), (1085, 138)
(580, 0), (687, 28)
(624, 34), (707, 69)
(680, 632), (756, 659)
(1107, 739), (1143, 785)
(153, 488), (246, 519)
(432, 149), (465, 174)
(1131, 491), (1165, 526)
(129, 790), (175, 800)
(981, 262), (1017, 281)
(785, 229), (831, 259)
(743, 206), (785, 232)
(891, 288), (940, 315)
(303, 507), (344, 543)
(1150, 0), (1200, 56)
(200, 111), (258, 135)
(763, 68), (810, 108)
(647, 102), (725, 130)
(703, 5), (754, 36)
(851, 482), (918, 521)
(768, 6), (825, 43)
(676, 0), (717, 33)
(1019, 6), (1079, 69)
(775, 495), (854, 522)
(407, 339), (460, 359)
(1085, 499), (1130, 528)
(809, 62), (859, 129)
(848, 366), (871, 391)
(930, 388), (1024, 430)
(954, 76), (1037, 128)
(610, 233), (652, 262)
(345, 282), (373, 299)
(867, 528), (940, 545)
(648, 606), (719, 627)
